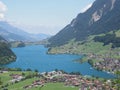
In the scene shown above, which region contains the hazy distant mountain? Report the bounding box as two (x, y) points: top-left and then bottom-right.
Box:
(30, 33), (51, 41)
(0, 21), (51, 42)
(49, 0), (120, 46)
(0, 34), (6, 41)
(0, 26), (30, 41)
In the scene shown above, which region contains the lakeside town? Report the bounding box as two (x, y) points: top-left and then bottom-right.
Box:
(86, 52), (120, 74)
(0, 69), (119, 90)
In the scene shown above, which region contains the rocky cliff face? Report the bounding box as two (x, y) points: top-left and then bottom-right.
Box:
(49, 0), (120, 46)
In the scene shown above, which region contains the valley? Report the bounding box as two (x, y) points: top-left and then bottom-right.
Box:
(0, 0), (120, 89)
(2, 45), (114, 78)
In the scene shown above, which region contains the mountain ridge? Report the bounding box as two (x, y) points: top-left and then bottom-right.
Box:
(0, 21), (50, 42)
(48, 0), (120, 46)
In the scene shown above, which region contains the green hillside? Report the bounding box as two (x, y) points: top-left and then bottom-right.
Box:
(0, 41), (16, 64)
(48, 29), (120, 73)
(0, 70), (78, 90)
(0, 69), (119, 90)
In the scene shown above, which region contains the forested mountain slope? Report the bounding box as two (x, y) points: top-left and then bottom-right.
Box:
(49, 0), (120, 46)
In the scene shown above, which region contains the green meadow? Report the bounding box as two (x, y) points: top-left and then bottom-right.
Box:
(0, 71), (78, 90)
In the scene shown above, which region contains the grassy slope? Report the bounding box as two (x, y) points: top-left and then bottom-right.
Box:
(48, 36), (111, 55)
(48, 29), (120, 62)
(0, 71), (78, 90)
(0, 71), (35, 85)
(28, 83), (78, 90)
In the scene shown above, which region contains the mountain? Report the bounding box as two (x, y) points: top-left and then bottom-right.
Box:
(0, 35), (6, 41)
(0, 21), (50, 42)
(30, 33), (51, 41)
(0, 21), (33, 41)
(0, 26), (29, 41)
(0, 36), (16, 64)
(49, 0), (120, 46)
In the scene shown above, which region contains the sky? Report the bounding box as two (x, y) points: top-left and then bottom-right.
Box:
(0, 0), (95, 35)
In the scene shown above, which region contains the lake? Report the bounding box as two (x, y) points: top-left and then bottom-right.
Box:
(5, 45), (114, 78)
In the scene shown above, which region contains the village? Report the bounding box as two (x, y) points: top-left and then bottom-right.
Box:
(86, 51), (120, 75)
(0, 69), (117, 90)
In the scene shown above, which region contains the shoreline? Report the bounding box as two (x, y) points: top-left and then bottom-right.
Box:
(4, 44), (115, 79)
(47, 49), (116, 78)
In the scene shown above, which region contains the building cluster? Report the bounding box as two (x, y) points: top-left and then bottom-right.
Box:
(87, 53), (120, 74)
(21, 71), (116, 90)
(9, 74), (25, 83)
(94, 58), (120, 74)
(23, 80), (45, 89)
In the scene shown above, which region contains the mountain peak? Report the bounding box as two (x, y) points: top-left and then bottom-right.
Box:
(88, 0), (117, 25)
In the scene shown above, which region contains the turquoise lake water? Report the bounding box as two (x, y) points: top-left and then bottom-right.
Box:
(5, 45), (114, 78)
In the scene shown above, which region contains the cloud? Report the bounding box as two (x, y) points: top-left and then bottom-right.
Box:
(0, 1), (7, 19)
(81, 3), (93, 13)
(0, 13), (4, 18)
